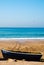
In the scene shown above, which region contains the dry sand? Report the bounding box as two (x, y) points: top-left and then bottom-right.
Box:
(0, 39), (44, 65)
(0, 59), (44, 65)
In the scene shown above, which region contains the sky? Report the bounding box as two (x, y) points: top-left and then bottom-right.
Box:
(0, 0), (44, 27)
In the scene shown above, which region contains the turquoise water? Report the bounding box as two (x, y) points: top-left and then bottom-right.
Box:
(0, 28), (44, 38)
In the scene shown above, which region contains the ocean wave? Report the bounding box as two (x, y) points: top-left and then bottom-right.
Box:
(0, 37), (44, 40)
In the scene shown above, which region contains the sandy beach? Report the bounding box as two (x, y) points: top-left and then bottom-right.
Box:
(0, 39), (44, 65)
(0, 60), (44, 65)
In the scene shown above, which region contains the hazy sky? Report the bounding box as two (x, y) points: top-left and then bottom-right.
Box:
(0, 0), (44, 27)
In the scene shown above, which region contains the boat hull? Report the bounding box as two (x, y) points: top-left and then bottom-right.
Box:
(1, 50), (42, 61)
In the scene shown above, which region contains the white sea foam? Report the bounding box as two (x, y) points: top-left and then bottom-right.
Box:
(0, 38), (44, 40)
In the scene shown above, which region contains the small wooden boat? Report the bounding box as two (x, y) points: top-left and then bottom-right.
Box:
(1, 49), (42, 61)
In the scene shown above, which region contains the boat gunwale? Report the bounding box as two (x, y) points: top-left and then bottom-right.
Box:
(1, 49), (42, 56)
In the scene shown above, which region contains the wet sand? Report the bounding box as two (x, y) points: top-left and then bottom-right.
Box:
(0, 39), (44, 65)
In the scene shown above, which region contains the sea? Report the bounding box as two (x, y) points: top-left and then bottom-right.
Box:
(0, 28), (44, 40)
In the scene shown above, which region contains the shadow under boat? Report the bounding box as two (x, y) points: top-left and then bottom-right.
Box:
(1, 49), (42, 61)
